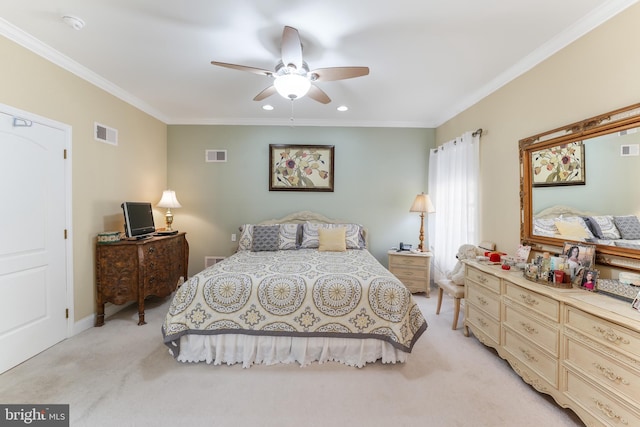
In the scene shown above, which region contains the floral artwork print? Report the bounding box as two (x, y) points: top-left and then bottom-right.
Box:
(531, 141), (585, 187)
(269, 145), (334, 191)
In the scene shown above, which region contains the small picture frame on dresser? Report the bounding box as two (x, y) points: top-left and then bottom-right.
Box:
(632, 291), (640, 311)
(580, 269), (598, 291)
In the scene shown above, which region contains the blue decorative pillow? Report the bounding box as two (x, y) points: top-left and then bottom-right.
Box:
(251, 225), (280, 251)
(613, 216), (640, 240)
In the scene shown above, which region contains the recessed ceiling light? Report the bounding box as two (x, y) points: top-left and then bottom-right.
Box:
(62, 15), (85, 30)
(262, 104), (274, 111)
(337, 105), (349, 112)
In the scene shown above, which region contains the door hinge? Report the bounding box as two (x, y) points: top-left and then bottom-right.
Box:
(64, 229), (68, 239)
(64, 149), (67, 159)
(65, 309), (69, 319)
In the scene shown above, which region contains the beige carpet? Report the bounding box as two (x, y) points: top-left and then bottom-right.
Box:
(0, 289), (584, 427)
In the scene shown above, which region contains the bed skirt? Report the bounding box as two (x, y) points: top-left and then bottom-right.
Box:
(170, 334), (409, 368)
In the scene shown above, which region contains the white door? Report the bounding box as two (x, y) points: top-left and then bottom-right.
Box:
(0, 106), (70, 374)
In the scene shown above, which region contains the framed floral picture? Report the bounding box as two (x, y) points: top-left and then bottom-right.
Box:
(269, 144), (334, 192)
(531, 141), (585, 187)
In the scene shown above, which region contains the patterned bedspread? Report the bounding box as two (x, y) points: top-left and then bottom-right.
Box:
(162, 249), (427, 357)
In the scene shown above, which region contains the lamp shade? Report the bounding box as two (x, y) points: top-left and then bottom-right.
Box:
(409, 192), (435, 213)
(274, 74), (311, 100)
(157, 190), (182, 209)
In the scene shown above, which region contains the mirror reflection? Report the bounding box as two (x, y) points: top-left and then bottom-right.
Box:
(520, 103), (640, 263)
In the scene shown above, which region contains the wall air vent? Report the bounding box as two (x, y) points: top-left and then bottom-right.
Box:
(620, 144), (639, 156)
(204, 256), (225, 269)
(206, 150), (227, 162)
(94, 122), (118, 146)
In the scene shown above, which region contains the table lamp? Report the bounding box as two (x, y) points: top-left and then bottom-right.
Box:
(157, 190), (182, 231)
(409, 192), (435, 252)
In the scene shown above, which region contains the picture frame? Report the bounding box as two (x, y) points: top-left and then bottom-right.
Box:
(269, 144), (334, 192)
(531, 141), (585, 187)
(580, 269), (598, 291)
(562, 242), (596, 271)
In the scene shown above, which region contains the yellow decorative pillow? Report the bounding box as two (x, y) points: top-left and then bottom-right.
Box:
(318, 227), (347, 252)
(554, 221), (588, 238)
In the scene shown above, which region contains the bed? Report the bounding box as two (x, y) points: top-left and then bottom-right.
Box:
(162, 211), (427, 368)
(532, 205), (640, 250)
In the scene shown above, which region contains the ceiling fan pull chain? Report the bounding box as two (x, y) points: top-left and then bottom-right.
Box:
(290, 99), (295, 126)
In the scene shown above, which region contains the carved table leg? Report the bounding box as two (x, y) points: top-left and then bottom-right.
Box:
(95, 303), (105, 327)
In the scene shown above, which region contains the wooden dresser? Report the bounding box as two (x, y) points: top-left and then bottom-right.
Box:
(95, 232), (188, 326)
(464, 261), (640, 427)
(388, 250), (433, 296)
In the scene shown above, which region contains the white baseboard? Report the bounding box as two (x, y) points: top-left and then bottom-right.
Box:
(71, 302), (134, 336)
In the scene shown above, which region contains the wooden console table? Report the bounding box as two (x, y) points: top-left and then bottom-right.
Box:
(95, 232), (188, 326)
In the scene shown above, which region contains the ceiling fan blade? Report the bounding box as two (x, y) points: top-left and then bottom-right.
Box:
(307, 85), (331, 104)
(211, 61), (272, 77)
(281, 26), (303, 69)
(253, 85), (277, 101)
(309, 66), (370, 82)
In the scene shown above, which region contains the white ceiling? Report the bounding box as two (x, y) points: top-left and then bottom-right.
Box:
(1, 0), (637, 128)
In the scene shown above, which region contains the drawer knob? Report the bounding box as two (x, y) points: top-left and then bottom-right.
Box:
(148, 246), (155, 253)
(519, 321), (538, 335)
(519, 294), (539, 306)
(477, 317), (488, 327)
(593, 326), (630, 345)
(476, 296), (488, 306)
(593, 362), (630, 385)
(593, 399), (628, 425)
(519, 347), (538, 363)
(476, 275), (487, 283)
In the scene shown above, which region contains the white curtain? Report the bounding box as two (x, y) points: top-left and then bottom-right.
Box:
(428, 131), (480, 281)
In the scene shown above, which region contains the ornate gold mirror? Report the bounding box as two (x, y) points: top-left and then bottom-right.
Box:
(520, 102), (640, 267)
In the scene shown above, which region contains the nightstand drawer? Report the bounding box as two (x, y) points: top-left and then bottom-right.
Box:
(389, 254), (429, 268)
(391, 266), (428, 280)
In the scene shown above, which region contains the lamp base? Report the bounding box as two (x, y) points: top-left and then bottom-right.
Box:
(164, 209), (174, 231)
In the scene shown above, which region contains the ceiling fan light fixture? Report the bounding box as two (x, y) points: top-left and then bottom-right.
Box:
(274, 74), (311, 100)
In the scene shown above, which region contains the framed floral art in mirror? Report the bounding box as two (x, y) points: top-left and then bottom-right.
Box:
(531, 141), (585, 187)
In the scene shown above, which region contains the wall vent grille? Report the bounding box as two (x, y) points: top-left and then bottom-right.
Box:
(94, 122), (118, 145)
(204, 256), (225, 269)
(620, 144), (639, 156)
(206, 150), (227, 162)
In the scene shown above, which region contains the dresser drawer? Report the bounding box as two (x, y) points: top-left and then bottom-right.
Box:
(565, 337), (640, 404)
(504, 304), (559, 356)
(465, 266), (500, 293)
(504, 282), (559, 322)
(467, 304), (500, 345)
(467, 283), (500, 319)
(503, 328), (558, 387)
(389, 254), (429, 268)
(565, 306), (640, 358)
(564, 370), (639, 427)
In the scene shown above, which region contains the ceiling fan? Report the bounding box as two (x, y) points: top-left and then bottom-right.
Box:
(211, 26), (369, 104)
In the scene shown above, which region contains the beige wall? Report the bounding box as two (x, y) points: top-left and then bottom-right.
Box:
(0, 36), (167, 322)
(436, 3), (640, 254)
(167, 125), (435, 271)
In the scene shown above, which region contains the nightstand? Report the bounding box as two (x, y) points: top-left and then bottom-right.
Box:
(388, 250), (433, 296)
